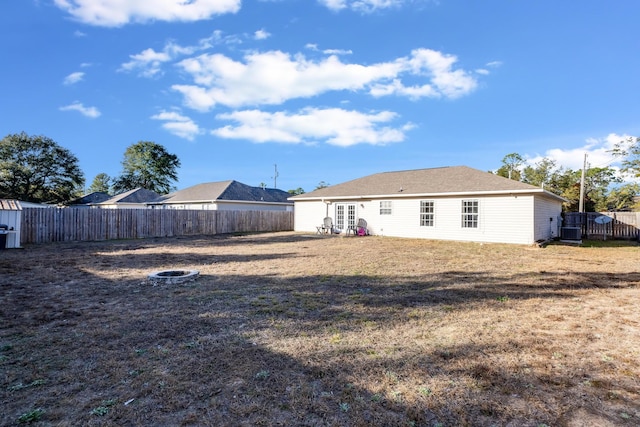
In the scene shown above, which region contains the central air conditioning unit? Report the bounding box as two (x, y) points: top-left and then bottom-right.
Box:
(560, 227), (581, 241)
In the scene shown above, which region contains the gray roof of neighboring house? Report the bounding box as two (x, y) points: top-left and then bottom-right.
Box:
(97, 188), (162, 205)
(152, 180), (292, 204)
(69, 192), (112, 205)
(290, 166), (566, 201)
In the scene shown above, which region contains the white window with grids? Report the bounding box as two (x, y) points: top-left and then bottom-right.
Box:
(420, 200), (435, 227)
(379, 200), (392, 215)
(461, 200), (479, 228)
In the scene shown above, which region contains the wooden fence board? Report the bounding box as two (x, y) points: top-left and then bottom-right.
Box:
(20, 208), (294, 245)
(563, 212), (640, 240)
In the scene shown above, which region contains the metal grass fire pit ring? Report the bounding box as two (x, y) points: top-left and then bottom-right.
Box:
(147, 269), (199, 285)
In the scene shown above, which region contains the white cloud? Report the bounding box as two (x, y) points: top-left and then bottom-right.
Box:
(119, 32), (238, 78)
(475, 61), (502, 75)
(305, 44), (352, 55)
(212, 107), (413, 146)
(173, 48), (478, 110)
(151, 110), (201, 140)
(323, 48), (352, 55)
(59, 102), (101, 118)
(119, 47), (172, 78)
(319, 0), (406, 13)
(63, 71), (85, 85)
(527, 133), (634, 171)
(399, 49), (477, 99)
(53, 0), (241, 27)
(254, 29), (271, 40)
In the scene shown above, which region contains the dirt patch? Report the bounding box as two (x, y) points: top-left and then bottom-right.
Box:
(1, 232), (639, 426)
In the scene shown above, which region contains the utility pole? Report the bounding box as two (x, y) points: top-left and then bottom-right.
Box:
(578, 153), (587, 213)
(272, 164), (279, 189)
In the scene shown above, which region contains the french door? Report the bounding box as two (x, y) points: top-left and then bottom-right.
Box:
(335, 203), (356, 232)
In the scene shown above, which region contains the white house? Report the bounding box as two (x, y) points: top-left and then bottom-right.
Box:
(148, 180), (294, 211)
(289, 166), (566, 245)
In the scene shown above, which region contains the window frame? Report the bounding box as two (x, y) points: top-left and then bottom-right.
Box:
(379, 200), (393, 215)
(461, 199), (479, 228)
(420, 200), (435, 227)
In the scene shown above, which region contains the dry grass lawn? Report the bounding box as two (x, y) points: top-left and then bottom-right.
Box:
(1, 232), (639, 426)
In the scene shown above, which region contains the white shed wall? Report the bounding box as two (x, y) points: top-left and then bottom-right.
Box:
(0, 209), (21, 248)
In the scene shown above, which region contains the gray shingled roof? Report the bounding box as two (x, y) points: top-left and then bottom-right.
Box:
(291, 166), (565, 201)
(69, 192), (111, 205)
(98, 188), (162, 205)
(154, 180), (292, 204)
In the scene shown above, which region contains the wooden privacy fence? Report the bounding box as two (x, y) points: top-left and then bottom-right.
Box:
(563, 212), (640, 240)
(20, 208), (294, 245)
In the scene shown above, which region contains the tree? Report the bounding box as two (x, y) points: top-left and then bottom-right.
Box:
(557, 167), (620, 212)
(496, 153), (525, 181)
(112, 141), (180, 195)
(87, 173), (112, 194)
(605, 183), (640, 211)
(287, 187), (305, 195)
(0, 132), (84, 203)
(611, 136), (640, 178)
(521, 157), (560, 190)
(315, 181), (330, 190)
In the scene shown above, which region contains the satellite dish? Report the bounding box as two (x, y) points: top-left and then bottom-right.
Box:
(594, 216), (613, 224)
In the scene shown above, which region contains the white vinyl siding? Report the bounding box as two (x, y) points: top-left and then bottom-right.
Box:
(534, 196), (562, 241)
(293, 200), (332, 232)
(364, 195), (537, 244)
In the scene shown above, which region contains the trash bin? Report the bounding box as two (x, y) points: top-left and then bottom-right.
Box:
(0, 224), (8, 250)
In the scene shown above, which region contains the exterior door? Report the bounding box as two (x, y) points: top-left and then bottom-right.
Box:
(335, 203), (356, 232)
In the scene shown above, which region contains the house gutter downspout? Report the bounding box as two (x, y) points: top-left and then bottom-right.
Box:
(322, 199), (331, 217)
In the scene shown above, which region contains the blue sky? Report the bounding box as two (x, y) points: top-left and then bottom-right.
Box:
(2, 0), (639, 193)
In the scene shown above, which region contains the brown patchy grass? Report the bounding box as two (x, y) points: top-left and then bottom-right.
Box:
(1, 232), (639, 426)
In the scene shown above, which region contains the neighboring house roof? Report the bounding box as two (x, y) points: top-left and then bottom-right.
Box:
(290, 166), (566, 202)
(69, 192), (112, 205)
(152, 180), (292, 205)
(97, 188), (162, 205)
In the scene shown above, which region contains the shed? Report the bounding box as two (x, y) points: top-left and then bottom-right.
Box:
(0, 199), (22, 249)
